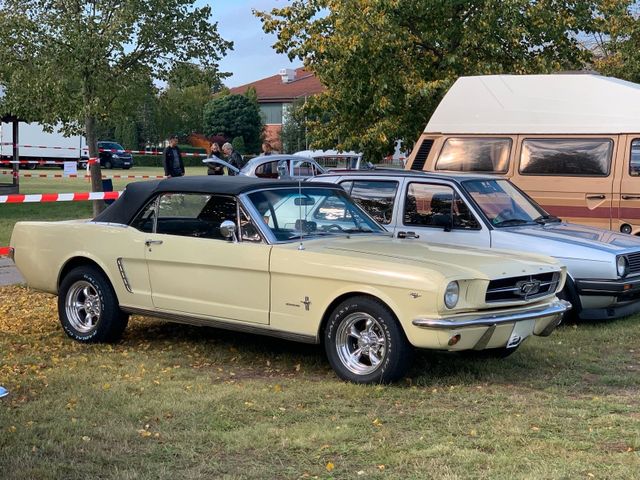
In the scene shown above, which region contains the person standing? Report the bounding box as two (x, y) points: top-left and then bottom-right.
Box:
(163, 135), (185, 178)
(207, 141), (224, 175)
(222, 142), (246, 175)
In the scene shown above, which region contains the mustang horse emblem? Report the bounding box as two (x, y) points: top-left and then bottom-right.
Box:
(515, 279), (542, 297)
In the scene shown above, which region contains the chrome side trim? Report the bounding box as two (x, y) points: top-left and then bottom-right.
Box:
(412, 299), (571, 330)
(120, 306), (319, 344)
(116, 258), (132, 293)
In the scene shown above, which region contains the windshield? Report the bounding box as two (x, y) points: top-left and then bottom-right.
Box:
(246, 187), (385, 241)
(463, 179), (554, 227)
(99, 142), (125, 151)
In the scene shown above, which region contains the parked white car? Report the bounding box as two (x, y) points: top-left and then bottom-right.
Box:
(312, 170), (640, 320)
(204, 154), (325, 179)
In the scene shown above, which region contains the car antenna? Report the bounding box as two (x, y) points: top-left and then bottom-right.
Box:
(298, 178), (305, 251)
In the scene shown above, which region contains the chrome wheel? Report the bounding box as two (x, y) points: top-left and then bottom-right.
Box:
(335, 312), (387, 375)
(65, 280), (101, 333)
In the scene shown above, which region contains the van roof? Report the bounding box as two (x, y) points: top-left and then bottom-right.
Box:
(425, 74), (640, 134)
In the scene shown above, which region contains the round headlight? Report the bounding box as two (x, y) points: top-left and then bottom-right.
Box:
(444, 281), (459, 309)
(617, 256), (628, 277)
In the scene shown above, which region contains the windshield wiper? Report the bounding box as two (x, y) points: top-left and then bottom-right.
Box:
(534, 214), (561, 224)
(492, 218), (532, 227)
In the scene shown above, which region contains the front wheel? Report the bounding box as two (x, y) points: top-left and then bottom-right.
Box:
(104, 160), (112, 169)
(58, 266), (128, 343)
(324, 296), (412, 383)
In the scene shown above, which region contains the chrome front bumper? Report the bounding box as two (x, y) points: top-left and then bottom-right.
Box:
(411, 299), (571, 349)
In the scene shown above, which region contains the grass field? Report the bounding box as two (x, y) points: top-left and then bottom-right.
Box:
(0, 284), (639, 479)
(0, 166), (209, 246)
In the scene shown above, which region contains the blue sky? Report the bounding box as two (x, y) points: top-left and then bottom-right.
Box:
(209, 0), (299, 87)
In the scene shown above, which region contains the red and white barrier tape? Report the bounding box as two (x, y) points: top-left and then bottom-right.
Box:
(1, 143), (207, 157)
(0, 246), (10, 257)
(0, 158), (98, 165)
(0, 170), (166, 179)
(0, 191), (121, 204)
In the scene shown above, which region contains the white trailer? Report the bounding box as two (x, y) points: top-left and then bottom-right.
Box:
(0, 122), (87, 168)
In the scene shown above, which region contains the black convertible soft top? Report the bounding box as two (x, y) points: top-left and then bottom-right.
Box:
(93, 176), (340, 225)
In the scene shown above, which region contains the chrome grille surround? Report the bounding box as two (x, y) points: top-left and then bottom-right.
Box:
(486, 272), (560, 303)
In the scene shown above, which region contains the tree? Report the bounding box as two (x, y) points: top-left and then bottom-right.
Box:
(0, 1), (231, 214)
(203, 94), (263, 154)
(256, 0), (596, 160)
(280, 99), (309, 153)
(586, 1), (640, 82)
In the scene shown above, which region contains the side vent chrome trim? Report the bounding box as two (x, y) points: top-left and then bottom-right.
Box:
(116, 258), (132, 293)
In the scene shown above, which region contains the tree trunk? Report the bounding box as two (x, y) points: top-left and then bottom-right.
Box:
(85, 113), (105, 216)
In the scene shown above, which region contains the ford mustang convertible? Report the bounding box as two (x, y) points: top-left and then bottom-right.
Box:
(10, 177), (570, 383)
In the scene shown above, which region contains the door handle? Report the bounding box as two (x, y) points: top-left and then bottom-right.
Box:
(145, 239), (163, 246)
(586, 194), (606, 200)
(622, 195), (640, 200)
(397, 231), (420, 239)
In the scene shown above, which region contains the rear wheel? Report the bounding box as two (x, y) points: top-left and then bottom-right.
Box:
(58, 266), (128, 343)
(324, 296), (412, 384)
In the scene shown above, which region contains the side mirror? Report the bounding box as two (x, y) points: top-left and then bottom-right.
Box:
(220, 220), (237, 242)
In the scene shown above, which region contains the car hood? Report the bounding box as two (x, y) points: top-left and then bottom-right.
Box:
(293, 235), (560, 281)
(494, 222), (640, 255)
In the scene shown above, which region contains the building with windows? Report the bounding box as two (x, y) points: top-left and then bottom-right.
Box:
(229, 68), (325, 150)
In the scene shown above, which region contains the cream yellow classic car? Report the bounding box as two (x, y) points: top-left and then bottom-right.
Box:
(10, 177), (570, 383)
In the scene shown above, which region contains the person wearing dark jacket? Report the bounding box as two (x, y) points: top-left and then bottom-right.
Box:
(222, 142), (245, 176)
(163, 135), (185, 177)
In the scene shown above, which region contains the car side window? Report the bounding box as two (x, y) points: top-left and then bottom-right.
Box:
(404, 183), (480, 230)
(154, 193), (238, 240)
(255, 160), (281, 179)
(631, 139), (640, 176)
(130, 198), (157, 233)
(339, 180), (398, 225)
(292, 161), (319, 177)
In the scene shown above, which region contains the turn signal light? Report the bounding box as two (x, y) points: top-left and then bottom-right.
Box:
(448, 334), (461, 346)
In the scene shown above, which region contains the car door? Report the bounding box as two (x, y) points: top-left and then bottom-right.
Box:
(618, 136), (640, 234)
(138, 192), (270, 324)
(394, 179), (491, 248)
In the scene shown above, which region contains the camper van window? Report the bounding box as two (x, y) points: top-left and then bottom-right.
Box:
(630, 139), (640, 176)
(520, 139), (612, 176)
(435, 138), (511, 173)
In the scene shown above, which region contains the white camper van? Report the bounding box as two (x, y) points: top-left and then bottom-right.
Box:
(0, 122), (87, 169)
(405, 74), (640, 235)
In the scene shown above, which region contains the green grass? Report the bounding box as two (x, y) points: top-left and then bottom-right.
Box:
(0, 166), (210, 246)
(1, 285), (639, 479)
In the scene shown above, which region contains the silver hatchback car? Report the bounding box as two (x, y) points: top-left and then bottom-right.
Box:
(312, 170), (640, 321)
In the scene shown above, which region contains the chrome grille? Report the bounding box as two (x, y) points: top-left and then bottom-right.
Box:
(486, 272), (560, 303)
(625, 252), (640, 275)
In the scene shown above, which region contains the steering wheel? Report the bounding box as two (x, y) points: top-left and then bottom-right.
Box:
(321, 224), (345, 232)
(493, 208), (516, 223)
